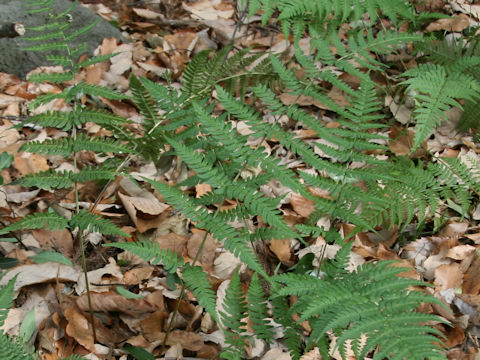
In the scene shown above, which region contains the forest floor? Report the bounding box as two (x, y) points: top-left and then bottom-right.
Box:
(1, 0), (480, 359)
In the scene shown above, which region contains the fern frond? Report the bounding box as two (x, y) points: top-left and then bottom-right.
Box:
(20, 134), (134, 157)
(0, 334), (38, 360)
(220, 270), (248, 360)
(65, 82), (128, 101)
(273, 241), (449, 360)
(0, 212), (68, 235)
(69, 210), (128, 236)
(0, 276), (16, 327)
(182, 264), (219, 322)
(28, 71), (74, 84)
(103, 241), (184, 272)
(12, 170), (74, 190)
(247, 273), (275, 343)
(143, 177), (267, 277)
(402, 64), (480, 150)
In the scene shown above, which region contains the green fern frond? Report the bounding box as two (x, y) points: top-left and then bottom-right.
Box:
(65, 82), (128, 101)
(0, 334), (38, 360)
(12, 170), (74, 190)
(182, 264), (219, 323)
(143, 177), (267, 277)
(28, 71), (74, 84)
(20, 108), (127, 131)
(20, 134), (134, 157)
(220, 270), (248, 360)
(76, 53), (118, 69)
(103, 241), (184, 273)
(69, 210), (128, 236)
(0, 276), (16, 327)
(0, 212), (68, 235)
(402, 64), (480, 150)
(273, 242), (448, 360)
(247, 273), (275, 343)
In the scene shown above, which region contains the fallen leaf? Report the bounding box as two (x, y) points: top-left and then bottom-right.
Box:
(290, 193), (316, 218)
(133, 8), (162, 19)
(463, 254), (480, 294)
(0, 263), (79, 292)
(187, 230), (217, 265)
(269, 239), (293, 266)
(13, 153), (49, 175)
(213, 251), (242, 279)
(155, 232), (188, 257)
(426, 14), (470, 32)
(434, 263), (463, 290)
(261, 348), (292, 360)
(182, 0), (234, 20)
(76, 291), (157, 316)
(300, 347), (322, 360)
(446, 245), (475, 260)
(123, 267), (153, 285)
(118, 177), (170, 233)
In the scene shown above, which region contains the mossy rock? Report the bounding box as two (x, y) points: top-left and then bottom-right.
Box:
(0, 0), (125, 78)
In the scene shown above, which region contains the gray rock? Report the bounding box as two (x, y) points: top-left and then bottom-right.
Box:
(0, 0), (125, 78)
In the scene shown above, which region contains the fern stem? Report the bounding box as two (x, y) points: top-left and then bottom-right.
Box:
(161, 230), (210, 353)
(72, 116), (97, 343)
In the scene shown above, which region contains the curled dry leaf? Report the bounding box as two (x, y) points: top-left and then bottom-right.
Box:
(426, 14), (470, 32)
(269, 239), (293, 266)
(434, 263), (463, 290)
(76, 291), (157, 317)
(118, 177), (170, 233)
(300, 347), (322, 360)
(290, 193), (315, 218)
(0, 263), (79, 292)
(187, 230), (217, 265)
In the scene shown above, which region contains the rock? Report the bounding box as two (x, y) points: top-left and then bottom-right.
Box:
(0, 0), (125, 78)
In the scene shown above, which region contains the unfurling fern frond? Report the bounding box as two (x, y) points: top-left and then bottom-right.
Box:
(103, 241), (185, 273)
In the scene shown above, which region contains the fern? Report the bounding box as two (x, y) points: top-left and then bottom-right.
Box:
(246, 273), (275, 343)
(272, 241), (448, 359)
(104, 241), (185, 273)
(182, 264), (219, 323)
(0, 212), (69, 235)
(402, 64), (480, 151)
(219, 270), (248, 360)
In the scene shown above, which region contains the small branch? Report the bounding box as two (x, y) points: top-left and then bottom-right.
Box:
(0, 22), (25, 38)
